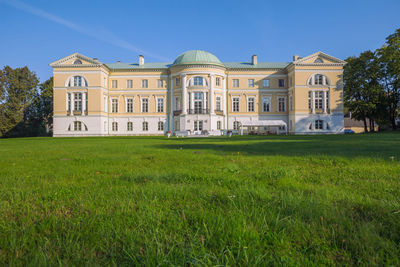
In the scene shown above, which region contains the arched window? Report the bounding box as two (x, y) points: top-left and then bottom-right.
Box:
(68, 121), (88, 131)
(73, 59), (82, 64)
(308, 74), (329, 86)
(314, 58), (323, 63)
(193, 76), (204, 86)
(67, 75), (88, 87)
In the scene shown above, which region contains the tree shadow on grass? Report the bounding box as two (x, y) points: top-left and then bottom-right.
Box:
(153, 134), (400, 159)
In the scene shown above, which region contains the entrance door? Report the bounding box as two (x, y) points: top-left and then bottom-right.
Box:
(194, 120), (203, 131)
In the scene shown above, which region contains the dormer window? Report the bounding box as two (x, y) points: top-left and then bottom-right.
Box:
(308, 74), (329, 86)
(314, 58), (323, 63)
(73, 59), (82, 64)
(193, 76), (204, 86)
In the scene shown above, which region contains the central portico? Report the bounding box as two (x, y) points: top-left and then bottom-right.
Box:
(169, 50), (227, 133)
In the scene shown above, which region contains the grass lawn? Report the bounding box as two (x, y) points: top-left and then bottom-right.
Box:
(0, 133), (399, 265)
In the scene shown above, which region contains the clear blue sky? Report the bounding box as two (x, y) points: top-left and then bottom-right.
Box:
(0, 0), (399, 82)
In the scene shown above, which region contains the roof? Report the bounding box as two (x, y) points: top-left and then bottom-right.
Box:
(223, 62), (290, 69)
(173, 50), (223, 66)
(241, 120), (287, 127)
(106, 62), (171, 70)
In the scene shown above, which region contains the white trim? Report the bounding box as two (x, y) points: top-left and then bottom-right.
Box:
(228, 74), (287, 78)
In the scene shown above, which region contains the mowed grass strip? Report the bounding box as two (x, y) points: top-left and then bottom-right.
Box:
(0, 133), (399, 265)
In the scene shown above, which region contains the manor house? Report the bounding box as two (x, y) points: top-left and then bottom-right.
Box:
(50, 50), (345, 136)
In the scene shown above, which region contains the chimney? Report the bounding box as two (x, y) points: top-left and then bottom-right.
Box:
(252, 54), (257, 65)
(139, 55), (144, 65)
(293, 55), (300, 61)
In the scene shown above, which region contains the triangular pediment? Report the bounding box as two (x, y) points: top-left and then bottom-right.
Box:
(294, 51), (345, 65)
(49, 53), (102, 67)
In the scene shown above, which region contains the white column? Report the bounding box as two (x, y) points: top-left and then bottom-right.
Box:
(182, 75), (187, 114)
(210, 75), (215, 115)
(82, 92), (86, 116)
(170, 77), (174, 131)
(322, 75), (326, 86)
(202, 92), (207, 111)
(311, 91), (315, 114)
(322, 91), (327, 114)
(71, 93), (74, 116)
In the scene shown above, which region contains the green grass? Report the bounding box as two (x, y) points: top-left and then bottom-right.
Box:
(0, 133), (400, 266)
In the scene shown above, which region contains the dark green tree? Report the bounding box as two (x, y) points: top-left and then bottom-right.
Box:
(377, 28), (400, 130)
(344, 51), (382, 132)
(0, 66), (39, 137)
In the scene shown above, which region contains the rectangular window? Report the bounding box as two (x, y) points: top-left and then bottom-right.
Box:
(248, 79), (254, 87)
(157, 79), (163, 88)
(157, 98), (164, 113)
(278, 97), (286, 112)
(233, 79), (239, 87)
(127, 80), (133, 88)
(112, 99), (118, 113)
(127, 122), (133, 131)
(175, 97), (180, 111)
(85, 93), (88, 112)
(175, 77), (180, 86)
(248, 97), (255, 112)
(141, 79), (148, 88)
(74, 93), (82, 111)
(158, 121), (164, 131)
(141, 98), (148, 113)
(263, 79), (270, 88)
(216, 77), (220, 86)
(308, 91), (312, 109)
(74, 121), (82, 131)
(126, 98), (133, 113)
(232, 97), (240, 112)
(142, 122), (148, 131)
(233, 121), (240, 130)
(326, 91), (329, 111)
(216, 96), (221, 111)
(67, 93), (71, 111)
(289, 95), (293, 111)
(112, 122), (118, 132)
(279, 79), (285, 87)
(262, 97), (271, 112)
(111, 80), (117, 88)
(217, 121), (221, 130)
(315, 91), (323, 109)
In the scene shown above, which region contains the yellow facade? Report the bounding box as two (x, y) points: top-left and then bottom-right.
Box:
(50, 51), (345, 136)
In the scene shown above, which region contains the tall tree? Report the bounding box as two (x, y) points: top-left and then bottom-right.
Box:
(38, 77), (53, 134)
(377, 28), (400, 130)
(0, 66), (39, 137)
(344, 51), (382, 132)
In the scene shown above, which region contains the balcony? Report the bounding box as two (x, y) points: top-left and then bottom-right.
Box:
(173, 110), (182, 116)
(215, 110), (224, 116)
(187, 109), (210, 115)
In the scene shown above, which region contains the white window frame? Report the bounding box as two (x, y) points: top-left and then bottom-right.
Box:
(232, 79), (239, 88)
(232, 97), (240, 112)
(233, 121), (241, 130)
(193, 76), (204, 86)
(111, 99), (118, 113)
(142, 121), (148, 131)
(216, 96), (221, 111)
(247, 97), (255, 112)
(263, 79), (270, 88)
(157, 98), (164, 113)
(74, 93), (82, 111)
(262, 97), (271, 112)
(127, 80), (133, 88)
(157, 79), (163, 88)
(278, 97), (286, 112)
(111, 80), (117, 88)
(112, 122), (118, 132)
(216, 77), (220, 86)
(141, 79), (148, 88)
(217, 121), (221, 130)
(126, 98), (134, 113)
(127, 122), (133, 131)
(158, 121), (164, 131)
(141, 98), (149, 113)
(74, 121), (82, 131)
(315, 120), (323, 130)
(248, 79), (254, 88)
(289, 95), (293, 111)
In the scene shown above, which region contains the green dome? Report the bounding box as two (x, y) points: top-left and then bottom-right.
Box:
(173, 50), (223, 66)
